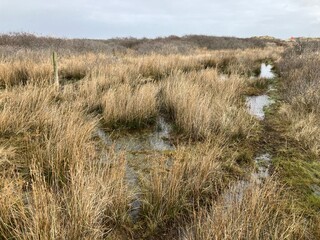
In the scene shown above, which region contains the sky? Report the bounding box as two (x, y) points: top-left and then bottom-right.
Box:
(0, 0), (319, 39)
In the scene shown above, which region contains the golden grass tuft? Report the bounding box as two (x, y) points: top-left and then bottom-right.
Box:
(279, 104), (320, 155)
(162, 70), (254, 139)
(0, 85), (133, 239)
(139, 141), (226, 236)
(102, 83), (159, 128)
(183, 180), (305, 240)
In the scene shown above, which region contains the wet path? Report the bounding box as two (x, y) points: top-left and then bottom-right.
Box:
(246, 63), (275, 120)
(246, 95), (273, 120)
(247, 63), (276, 179)
(223, 63), (276, 203)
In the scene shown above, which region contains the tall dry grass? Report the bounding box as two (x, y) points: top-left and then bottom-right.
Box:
(139, 140), (227, 236)
(0, 51), (106, 88)
(162, 70), (254, 139)
(279, 47), (320, 155)
(183, 180), (305, 240)
(0, 43), (289, 239)
(0, 85), (133, 239)
(102, 83), (159, 128)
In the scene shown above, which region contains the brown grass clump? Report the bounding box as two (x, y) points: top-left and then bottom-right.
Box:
(0, 86), (97, 181)
(0, 51), (102, 88)
(139, 140), (227, 236)
(0, 58), (52, 87)
(162, 70), (254, 139)
(0, 155), (131, 239)
(279, 105), (320, 155)
(0, 85), (132, 239)
(183, 180), (305, 240)
(102, 83), (159, 128)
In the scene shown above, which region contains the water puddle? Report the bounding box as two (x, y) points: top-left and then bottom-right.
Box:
(222, 153), (272, 204)
(222, 180), (249, 206)
(96, 116), (174, 221)
(268, 85), (276, 92)
(260, 63), (275, 79)
(97, 128), (112, 145)
(246, 95), (274, 120)
(252, 153), (272, 184)
(111, 116), (174, 152)
(219, 74), (228, 81)
(125, 165), (141, 222)
(246, 63), (275, 120)
(224, 63), (275, 205)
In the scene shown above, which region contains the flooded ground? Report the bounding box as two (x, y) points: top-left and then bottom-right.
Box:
(223, 63), (275, 204)
(222, 153), (272, 204)
(252, 153), (272, 183)
(97, 116), (174, 221)
(98, 62), (277, 219)
(246, 95), (274, 120)
(246, 63), (275, 120)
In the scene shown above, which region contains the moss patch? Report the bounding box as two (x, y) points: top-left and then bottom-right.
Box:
(273, 153), (320, 213)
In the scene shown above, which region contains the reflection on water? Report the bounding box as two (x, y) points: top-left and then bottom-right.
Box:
(246, 95), (274, 120)
(246, 63), (275, 120)
(150, 116), (174, 151)
(110, 116), (174, 152)
(260, 63), (275, 79)
(97, 128), (112, 145)
(252, 153), (271, 184)
(311, 184), (320, 197)
(222, 153), (272, 204)
(96, 116), (174, 221)
(224, 63), (275, 205)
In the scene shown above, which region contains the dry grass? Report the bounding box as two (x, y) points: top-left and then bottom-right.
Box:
(0, 156), (131, 239)
(279, 105), (320, 155)
(0, 40), (299, 239)
(102, 83), (159, 128)
(139, 141), (227, 236)
(162, 70), (254, 139)
(183, 179), (305, 240)
(279, 48), (320, 155)
(0, 52), (103, 88)
(0, 86), (132, 239)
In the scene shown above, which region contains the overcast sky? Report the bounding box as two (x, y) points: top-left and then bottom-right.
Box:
(0, 0), (319, 39)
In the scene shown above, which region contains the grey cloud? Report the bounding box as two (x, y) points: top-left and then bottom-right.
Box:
(0, 0), (319, 39)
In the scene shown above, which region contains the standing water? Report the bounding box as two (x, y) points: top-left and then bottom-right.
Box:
(223, 63), (276, 204)
(247, 63), (274, 178)
(252, 153), (272, 184)
(260, 63), (275, 79)
(222, 153), (272, 204)
(246, 95), (274, 120)
(246, 63), (275, 181)
(246, 63), (275, 120)
(96, 116), (174, 221)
